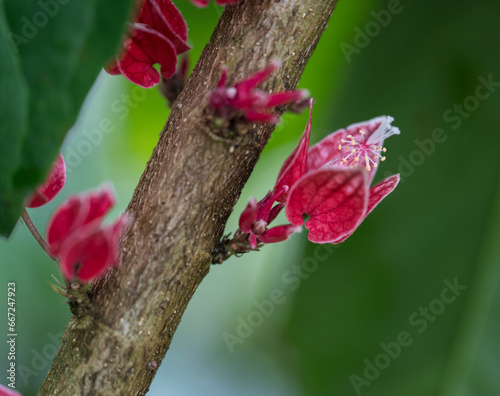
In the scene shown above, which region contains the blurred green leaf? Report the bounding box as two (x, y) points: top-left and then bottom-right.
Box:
(0, 0), (134, 236)
(277, 0), (500, 395)
(0, 1), (29, 236)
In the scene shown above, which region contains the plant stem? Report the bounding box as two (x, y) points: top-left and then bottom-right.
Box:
(22, 209), (71, 290)
(22, 209), (58, 262)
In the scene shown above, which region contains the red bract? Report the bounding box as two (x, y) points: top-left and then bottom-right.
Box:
(26, 153), (66, 208)
(46, 186), (129, 283)
(190, 0), (241, 7)
(0, 384), (21, 396)
(275, 101), (400, 243)
(106, 0), (190, 88)
(209, 61), (309, 123)
(239, 188), (300, 249)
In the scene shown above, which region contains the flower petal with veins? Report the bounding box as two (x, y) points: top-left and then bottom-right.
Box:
(47, 186), (115, 255)
(26, 153), (66, 208)
(139, 0), (190, 53)
(286, 168), (368, 243)
(274, 100), (313, 202)
(47, 186), (128, 283)
(306, 129), (345, 172)
(259, 224), (301, 244)
(117, 23), (177, 88)
(239, 197), (258, 233)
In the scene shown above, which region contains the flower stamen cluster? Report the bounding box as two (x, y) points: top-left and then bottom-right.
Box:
(338, 130), (387, 171)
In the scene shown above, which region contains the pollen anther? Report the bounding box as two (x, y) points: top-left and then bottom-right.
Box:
(338, 128), (390, 171)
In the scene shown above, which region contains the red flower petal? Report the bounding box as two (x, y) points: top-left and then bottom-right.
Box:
(267, 203), (284, 224)
(249, 234), (258, 249)
(244, 110), (278, 123)
(190, 0), (210, 7)
(59, 226), (114, 283)
(59, 214), (127, 283)
(26, 153), (66, 208)
(217, 67), (228, 88)
(366, 174), (400, 215)
(83, 186), (116, 225)
(285, 168), (368, 243)
(138, 0), (190, 54)
(331, 174), (400, 244)
(306, 129), (345, 172)
(46, 196), (89, 255)
(46, 186), (115, 255)
(274, 100), (312, 203)
(258, 224), (301, 244)
(239, 197), (258, 233)
(234, 61), (280, 96)
(261, 90), (308, 108)
(0, 384), (22, 396)
(117, 23), (177, 88)
(256, 191), (275, 220)
(105, 59), (121, 75)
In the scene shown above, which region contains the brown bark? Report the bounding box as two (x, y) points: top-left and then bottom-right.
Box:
(37, 0), (338, 394)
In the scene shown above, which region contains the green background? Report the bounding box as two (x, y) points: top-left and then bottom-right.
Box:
(1, 0), (500, 395)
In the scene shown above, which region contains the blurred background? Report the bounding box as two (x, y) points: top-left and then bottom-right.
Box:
(1, 0), (500, 394)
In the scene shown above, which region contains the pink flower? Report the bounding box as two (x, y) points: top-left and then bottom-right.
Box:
(106, 0), (190, 88)
(209, 61), (309, 123)
(0, 383), (21, 396)
(239, 188), (300, 249)
(277, 100), (401, 243)
(190, 0), (241, 7)
(46, 185), (129, 283)
(26, 153), (66, 208)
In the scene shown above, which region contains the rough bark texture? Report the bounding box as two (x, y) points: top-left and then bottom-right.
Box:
(38, 0), (337, 394)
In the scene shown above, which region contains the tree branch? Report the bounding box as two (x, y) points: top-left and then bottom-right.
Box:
(37, 0), (338, 394)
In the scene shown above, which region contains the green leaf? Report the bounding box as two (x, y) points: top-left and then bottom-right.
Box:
(0, 1), (29, 235)
(0, 0), (134, 236)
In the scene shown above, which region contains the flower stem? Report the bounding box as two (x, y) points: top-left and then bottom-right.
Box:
(211, 231), (262, 264)
(22, 209), (58, 262)
(22, 209), (71, 290)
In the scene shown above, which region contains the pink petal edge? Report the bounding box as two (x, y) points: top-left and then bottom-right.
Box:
(274, 99), (313, 203)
